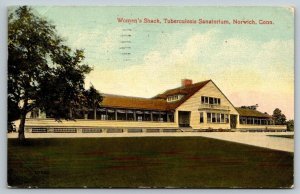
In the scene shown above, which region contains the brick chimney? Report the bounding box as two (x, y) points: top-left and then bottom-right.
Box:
(181, 79), (193, 87)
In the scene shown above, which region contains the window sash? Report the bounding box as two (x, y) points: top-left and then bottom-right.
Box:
(200, 112), (204, 123)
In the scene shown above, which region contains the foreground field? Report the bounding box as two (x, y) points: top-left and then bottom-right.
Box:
(8, 137), (293, 188)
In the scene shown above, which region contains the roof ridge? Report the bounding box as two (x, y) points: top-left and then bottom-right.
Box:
(153, 79), (211, 98)
(168, 79), (211, 91)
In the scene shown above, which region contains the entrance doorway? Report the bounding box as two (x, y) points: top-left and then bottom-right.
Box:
(178, 111), (191, 127)
(230, 114), (237, 129)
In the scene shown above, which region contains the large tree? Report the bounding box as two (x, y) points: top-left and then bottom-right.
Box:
(8, 6), (93, 141)
(272, 108), (287, 125)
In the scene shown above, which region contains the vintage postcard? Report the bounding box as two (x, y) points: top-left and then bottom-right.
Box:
(7, 6), (294, 188)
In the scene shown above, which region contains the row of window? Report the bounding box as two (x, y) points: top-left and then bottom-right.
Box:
(98, 112), (174, 122)
(200, 112), (229, 123)
(201, 96), (221, 105)
(239, 117), (274, 125)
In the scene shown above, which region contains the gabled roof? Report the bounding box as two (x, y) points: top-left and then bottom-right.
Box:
(152, 80), (211, 110)
(236, 107), (272, 118)
(100, 80), (211, 111)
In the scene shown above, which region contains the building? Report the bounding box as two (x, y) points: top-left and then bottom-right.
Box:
(24, 79), (286, 133)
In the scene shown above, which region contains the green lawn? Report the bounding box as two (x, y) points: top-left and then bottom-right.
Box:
(8, 137), (293, 188)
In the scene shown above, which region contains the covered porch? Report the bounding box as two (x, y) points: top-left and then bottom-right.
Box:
(79, 108), (175, 123)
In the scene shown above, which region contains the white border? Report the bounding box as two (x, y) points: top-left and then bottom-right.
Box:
(0, 0), (298, 193)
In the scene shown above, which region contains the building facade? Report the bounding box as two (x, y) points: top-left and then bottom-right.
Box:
(24, 79), (287, 133)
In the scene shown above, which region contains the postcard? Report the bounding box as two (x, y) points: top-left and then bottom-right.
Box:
(7, 6), (294, 188)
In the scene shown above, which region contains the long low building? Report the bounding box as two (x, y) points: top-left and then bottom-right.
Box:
(23, 79), (287, 133)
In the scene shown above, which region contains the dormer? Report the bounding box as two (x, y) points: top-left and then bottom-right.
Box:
(167, 94), (184, 103)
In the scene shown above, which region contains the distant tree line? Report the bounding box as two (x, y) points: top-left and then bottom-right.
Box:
(272, 108), (294, 131)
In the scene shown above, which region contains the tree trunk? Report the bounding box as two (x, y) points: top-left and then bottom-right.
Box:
(18, 99), (28, 143)
(18, 113), (26, 142)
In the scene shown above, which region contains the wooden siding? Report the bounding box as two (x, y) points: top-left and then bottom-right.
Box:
(176, 81), (239, 129)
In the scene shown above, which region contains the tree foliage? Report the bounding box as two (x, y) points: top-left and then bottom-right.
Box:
(272, 108), (287, 125)
(286, 120), (294, 131)
(8, 6), (94, 140)
(84, 85), (103, 110)
(240, 105), (258, 110)
(83, 85), (103, 119)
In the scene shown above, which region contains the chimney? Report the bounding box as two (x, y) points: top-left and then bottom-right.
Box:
(181, 79), (193, 87)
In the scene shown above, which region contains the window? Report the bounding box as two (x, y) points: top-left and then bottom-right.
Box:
(225, 114), (229, 123)
(212, 113), (216, 123)
(167, 95), (183, 102)
(207, 113), (211, 123)
(152, 113), (159, 121)
(202, 96), (221, 105)
(221, 114), (225, 123)
(101, 114), (108, 120)
(247, 117), (253, 124)
(168, 113), (174, 122)
(242, 117), (268, 125)
(144, 113), (151, 121)
(200, 112), (204, 123)
(217, 113), (221, 122)
(214, 98), (218, 104)
(205, 97), (208, 104)
(207, 112), (228, 123)
(209, 97), (214, 104)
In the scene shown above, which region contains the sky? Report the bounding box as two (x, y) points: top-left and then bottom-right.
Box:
(21, 6), (294, 119)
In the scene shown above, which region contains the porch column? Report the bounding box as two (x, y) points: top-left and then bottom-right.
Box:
(115, 109), (117, 120)
(133, 111), (136, 121)
(94, 108), (97, 120)
(150, 112), (153, 121)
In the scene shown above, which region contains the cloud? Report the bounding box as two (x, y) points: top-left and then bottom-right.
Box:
(85, 30), (294, 119)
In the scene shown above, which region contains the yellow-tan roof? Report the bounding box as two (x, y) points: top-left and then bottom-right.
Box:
(236, 107), (272, 118)
(101, 94), (170, 111)
(100, 80), (211, 111)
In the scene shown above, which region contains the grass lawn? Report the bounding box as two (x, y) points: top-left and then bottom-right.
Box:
(8, 137), (293, 188)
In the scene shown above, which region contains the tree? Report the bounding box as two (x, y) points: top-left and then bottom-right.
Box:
(84, 85), (103, 120)
(8, 6), (92, 141)
(272, 108), (287, 125)
(286, 120), (294, 131)
(240, 104), (258, 110)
